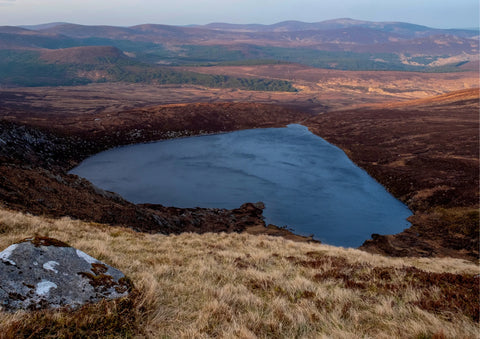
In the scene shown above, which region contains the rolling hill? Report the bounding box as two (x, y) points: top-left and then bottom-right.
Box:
(200, 18), (478, 37)
(0, 46), (296, 90)
(0, 18), (476, 78)
(32, 20), (477, 54)
(39, 45), (127, 64)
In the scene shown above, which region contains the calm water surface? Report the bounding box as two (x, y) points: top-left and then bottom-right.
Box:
(71, 124), (411, 247)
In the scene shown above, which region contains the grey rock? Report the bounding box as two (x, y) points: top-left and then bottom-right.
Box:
(92, 184), (124, 201)
(0, 237), (131, 311)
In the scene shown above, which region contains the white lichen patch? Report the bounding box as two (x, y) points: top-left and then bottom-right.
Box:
(0, 244), (18, 266)
(76, 249), (98, 264)
(36, 280), (57, 296)
(43, 261), (59, 273)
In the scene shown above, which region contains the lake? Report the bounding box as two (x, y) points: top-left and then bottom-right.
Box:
(70, 124), (411, 247)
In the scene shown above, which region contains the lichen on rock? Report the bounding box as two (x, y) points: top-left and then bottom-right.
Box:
(0, 236), (131, 311)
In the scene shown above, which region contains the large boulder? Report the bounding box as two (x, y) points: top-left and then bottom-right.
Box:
(0, 237), (131, 311)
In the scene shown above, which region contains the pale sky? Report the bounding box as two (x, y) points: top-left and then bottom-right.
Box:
(0, 0), (478, 29)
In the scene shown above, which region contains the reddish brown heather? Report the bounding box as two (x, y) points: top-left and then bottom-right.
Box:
(305, 88), (479, 260)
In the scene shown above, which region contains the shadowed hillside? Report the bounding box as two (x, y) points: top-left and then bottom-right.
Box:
(39, 45), (126, 64)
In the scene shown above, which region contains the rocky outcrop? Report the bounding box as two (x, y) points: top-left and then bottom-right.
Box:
(0, 121), (97, 169)
(0, 237), (131, 311)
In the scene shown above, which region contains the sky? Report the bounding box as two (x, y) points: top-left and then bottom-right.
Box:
(0, 0), (478, 29)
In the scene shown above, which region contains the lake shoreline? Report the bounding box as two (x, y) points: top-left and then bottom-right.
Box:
(305, 89), (479, 260)
(0, 103), (321, 245)
(1, 95), (477, 259)
(71, 124), (411, 247)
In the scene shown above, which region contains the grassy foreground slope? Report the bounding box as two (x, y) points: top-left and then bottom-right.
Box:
(0, 208), (478, 338)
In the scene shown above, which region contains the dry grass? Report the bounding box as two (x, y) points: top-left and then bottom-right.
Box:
(0, 208), (478, 338)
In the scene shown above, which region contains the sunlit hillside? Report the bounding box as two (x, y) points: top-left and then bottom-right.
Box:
(0, 208), (477, 338)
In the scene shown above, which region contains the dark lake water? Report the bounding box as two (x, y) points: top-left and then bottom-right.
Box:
(71, 124), (411, 247)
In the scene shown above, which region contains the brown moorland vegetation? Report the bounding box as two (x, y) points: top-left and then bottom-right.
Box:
(305, 88), (479, 259)
(1, 66), (477, 118)
(0, 78), (478, 259)
(0, 209), (478, 338)
(179, 64), (479, 110)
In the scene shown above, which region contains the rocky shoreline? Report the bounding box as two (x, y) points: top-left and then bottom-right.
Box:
(1, 94), (478, 259)
(0, 103), (317, 243)
(305, 89), (479, 260)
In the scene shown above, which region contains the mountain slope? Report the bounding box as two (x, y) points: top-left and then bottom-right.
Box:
(0, 47), (297, 90)
(39, 45), (127, 64)
(0, 27), (77, 50)
(33, 20), (478, 52)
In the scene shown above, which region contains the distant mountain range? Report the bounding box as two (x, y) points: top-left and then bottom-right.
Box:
(20, 18), (479, 37)
(0, 18), (478, 87)
(200, 19), (477, 37)
(1, 18), (475, 53)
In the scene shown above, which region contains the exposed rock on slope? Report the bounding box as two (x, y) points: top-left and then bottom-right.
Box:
(0, 121), (95, 169)
(0, 237), (130, 311)
(0, 103), (312, 240)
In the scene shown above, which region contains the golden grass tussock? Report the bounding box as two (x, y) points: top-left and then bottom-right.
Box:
(0, 208), (478, 338)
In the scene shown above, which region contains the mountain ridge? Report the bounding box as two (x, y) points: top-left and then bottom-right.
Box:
(0, 18), (478, 86)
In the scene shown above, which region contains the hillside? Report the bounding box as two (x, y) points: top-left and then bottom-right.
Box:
(0, 103), (313, 242)
(0, 86), (478, 260)
(178, 63), (479, 108)
(0, 208), (478, 337)
(39, 45), (127, 64)
(200, 18), (478, 37)
(0, 69), (478, 337)
(377, 87), (480, 108)
(306, 88), (479, 259)
(0, 19), (477, 73)
(0, 48), (296, 90)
